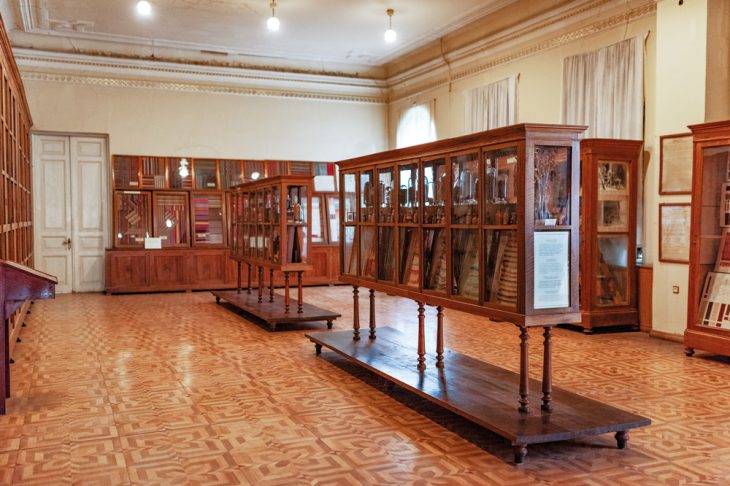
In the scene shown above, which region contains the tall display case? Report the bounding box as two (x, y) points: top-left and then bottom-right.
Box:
(309, 124), (650, 464)
(215, 175), (340, 330)
(685, 120), (730, 358)
(579, 139), (642, 333)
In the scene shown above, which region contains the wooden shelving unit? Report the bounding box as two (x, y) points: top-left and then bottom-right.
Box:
(106, 157), (342, 292)
(214, 175), (340, 330)
(308, 123), (650, 463)
(685, 120), (730, 358)
(578, 139), (643, 333)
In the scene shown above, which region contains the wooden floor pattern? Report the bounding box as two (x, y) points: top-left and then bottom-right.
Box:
(2, 287), (730, 485)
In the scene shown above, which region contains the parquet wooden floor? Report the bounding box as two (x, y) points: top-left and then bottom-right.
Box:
(3, 287), (730, 485)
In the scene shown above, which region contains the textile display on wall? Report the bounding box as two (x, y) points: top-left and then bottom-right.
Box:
(464, 75), (517, 134)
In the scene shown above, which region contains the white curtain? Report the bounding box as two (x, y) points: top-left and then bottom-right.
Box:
(396, 100), (437, 149)
(562, 35), (644, 138)
(464, 75), (517, 133)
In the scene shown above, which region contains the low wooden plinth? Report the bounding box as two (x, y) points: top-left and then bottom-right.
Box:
(212, 290), (340, 331)
(306, 327), (650, 464)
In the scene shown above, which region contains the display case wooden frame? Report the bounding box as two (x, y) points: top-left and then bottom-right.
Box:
(685, 120), (730, 358)
(578, 139), (642, 333)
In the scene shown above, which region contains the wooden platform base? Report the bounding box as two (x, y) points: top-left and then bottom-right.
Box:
(306, 327), (650, 464)
(212, 290), (340, 331)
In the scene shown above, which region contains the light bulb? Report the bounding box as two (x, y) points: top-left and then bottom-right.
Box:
(267, 15), (280, 31)
(117, 233), (123, 239)
(165, 219), (173, 228)
(251, 171), (261, 180)
(178, 158), (189, 178)
(384, 28), (397, 43)
(136, 0), (152, 16)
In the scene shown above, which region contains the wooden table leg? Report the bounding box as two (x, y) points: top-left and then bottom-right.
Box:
(257, 267), (263, 303)
(369, 289), (376, 339)
(269, 268), (275, 303)
(297, 271), (303, 313)
(615, 431), (629, 449)
(436, 305), (444, 368)
(284, 272), (290, 313)
(236, 261), (242, 294)
(247, 263), (252, 294)
(513, 444), (527, 464)
(353, 286), (360, 341)
(518, 326), (529, 413)
(541, 326), (553, 412)
(417, 302), (426, 371)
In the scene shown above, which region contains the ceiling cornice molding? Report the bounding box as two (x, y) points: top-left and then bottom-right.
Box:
(387, 0), (656, 102)
(13, 49), (387, 104)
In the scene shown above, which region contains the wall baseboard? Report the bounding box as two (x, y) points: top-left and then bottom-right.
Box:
(649, 329), (683, 343)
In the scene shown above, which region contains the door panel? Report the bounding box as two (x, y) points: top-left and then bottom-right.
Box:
(33, 135), (73, 293)
(71, 137), (108, 292)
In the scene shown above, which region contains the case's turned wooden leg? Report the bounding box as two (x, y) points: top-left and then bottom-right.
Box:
(541, 326), (553, 412)
(284, 272), (290, 313)
(326, 320), (333, 329)
(436, 306), (444, 368)
(269, 268), (275, 303)
(685, 347), (695, 357)
(513, 445), (528, 464)
(417, 302), (426, 371)
(369, 289), (376, 339)
(615, 431), (629, 449)
(257, 267), (263, 303)
(297, 271), (304, 314)
(314, 343), (322, 355)
(215, 296), (221, 304)
(353, 286), (360, 341)
(236, 261), (242, 294)
(247, 263), (252, 294)
(518, 326), (529, 413)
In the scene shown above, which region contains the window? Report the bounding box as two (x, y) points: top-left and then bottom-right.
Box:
(396, 101), (436, 148)
(464, 75), (517, 134)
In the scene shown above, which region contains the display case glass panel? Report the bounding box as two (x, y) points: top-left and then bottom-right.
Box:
(378, 227), (395, 281)
(452, 152), (480, 224)
(312, 195), (325, 244)
(244, 161), (265, 182)
(398, 162), (419, 224)
(534, 145), (571, 226)
(343, 226), (357, 274)
(285, 184), (308, 263)
(115, 191), (151, 247)
(360, 226), (377, 278)
(484, 229), (518, 308)
(596, 234), (629, 306)
(114, 156), (140, 189)
(272, 186), (281, 223)
(378, 167), (395, 223)
(169, 158), (192, 189)
(192, 193), (224, 245)
(360, 170), (375, 223)
(140, 157), (167, 189)
(219, 160), (243, 190)
(327, 194), (340, 244)
(423, 158), (447, 224)
(153, 192), (189, 247)
(399, 227), (420, 287)
(272, 225), (282, 264)
(484, 147), (518, 225)
(423, 228), (447, 292)
(451, 229), (479, 299)
(194, 159), (218, 190)
(343, 173), (357, 223)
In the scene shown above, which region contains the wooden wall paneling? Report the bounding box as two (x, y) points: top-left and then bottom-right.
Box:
(188, 250), (228, 286)
(149, 252), (187, 287)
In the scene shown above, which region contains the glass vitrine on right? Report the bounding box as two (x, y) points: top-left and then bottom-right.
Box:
(579, 139), (642, 333)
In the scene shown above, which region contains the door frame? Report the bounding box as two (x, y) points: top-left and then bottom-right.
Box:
(31, 130), (111, 292)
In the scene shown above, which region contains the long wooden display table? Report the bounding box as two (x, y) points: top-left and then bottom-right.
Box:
(0, 260), (57, 414)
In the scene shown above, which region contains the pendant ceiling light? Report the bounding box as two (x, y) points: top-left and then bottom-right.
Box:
(384, 8), (396, 43)
(136, 0), (152, 16)
(267, 0), (280, 31)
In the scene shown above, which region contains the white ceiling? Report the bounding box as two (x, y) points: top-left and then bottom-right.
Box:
(16, 0), (517, 67)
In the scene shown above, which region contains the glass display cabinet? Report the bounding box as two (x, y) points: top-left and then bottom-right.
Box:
(579, 139), (642, 333)
(113, 191), (152, 248)
(685, 120), (730, 358)
(152, 192), (190, 247)
(191, 193), (225, 246)
(308, 124), (649, 465)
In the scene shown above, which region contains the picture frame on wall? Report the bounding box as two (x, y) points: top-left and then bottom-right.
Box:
(659, 133), (693, 195)
(659, 203), (691, 263)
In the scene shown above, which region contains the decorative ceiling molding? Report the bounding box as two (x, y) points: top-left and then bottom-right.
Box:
(387, 1), (656, 102)
(14, 49), (387, 104)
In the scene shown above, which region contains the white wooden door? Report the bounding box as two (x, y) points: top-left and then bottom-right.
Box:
(70, 137), (108, 292)
(32, 135), (73, 293)
(32, 134), (108, 293)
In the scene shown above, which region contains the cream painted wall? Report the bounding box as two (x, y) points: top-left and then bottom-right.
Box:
(651, 0), (708, 337)
(23, 80), (387, 161)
